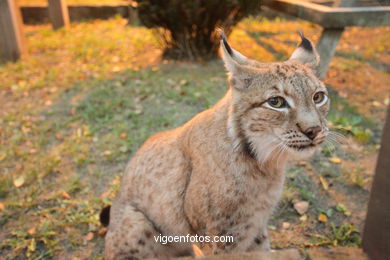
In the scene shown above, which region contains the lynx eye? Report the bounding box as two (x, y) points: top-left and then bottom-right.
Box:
(313, 91), (326, 104)
(267, 96), (287, 108)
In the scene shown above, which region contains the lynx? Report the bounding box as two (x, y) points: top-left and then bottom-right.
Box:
(102, 31), (329, 259)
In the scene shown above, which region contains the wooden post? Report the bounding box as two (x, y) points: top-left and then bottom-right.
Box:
(316, 0), (356, 79)
(48, 0), (70, 30)
(0, 0), (27, 63)
(316, 28), (344, 79)
(362, 105), (390, 260)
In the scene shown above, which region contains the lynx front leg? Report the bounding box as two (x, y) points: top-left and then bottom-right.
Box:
(247, 228), (270, 251)
(104, 204), (175, 260)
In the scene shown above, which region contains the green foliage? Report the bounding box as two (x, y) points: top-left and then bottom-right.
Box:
(308, 223), (361, 247)
(135, 0), (261, 60)
(335, 204), (351, 216)
(328, 90), (377, 144)
(329, 223), (361, 247)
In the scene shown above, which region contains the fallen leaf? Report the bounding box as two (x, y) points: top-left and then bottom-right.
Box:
(296, 161), (307, 166)
(282, 222), (290, 229)
(0, 202), (5, 211)
(120, 132), (128, 139)
(329, 157), (342, 164)
(112, 66), (121, 72)
(98, 227), (108, 236)
(335, 203), (351, 216)
(372, 101), (382, 107)
(0, 152), (6, 162)
(76, 128), (82, 137)
(100, 191), (110, 198)
(29, 148), (38, 154)
(319, 176), (329, 190)
(14, 176), (25, 187)
(84, 232), (94, 241)
(318, 213), (328, 223)
(294, 201), (309, 215)
(119, 145), (128, 153)
(28, 227), (36, 235)
(28, 238), (36, 252)
(268, 225), (276, 230)
(111, 56), (120, 63)
(179, 79), (188, 86)
(192, 244), (204, 257)
(134, 108), (143, 115)
(103, 150), (112, 156)
(299, 215), (308, 222)
(62, 191), (71, 200)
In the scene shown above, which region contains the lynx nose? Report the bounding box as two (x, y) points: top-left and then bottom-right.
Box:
(304, 126), (322, 140)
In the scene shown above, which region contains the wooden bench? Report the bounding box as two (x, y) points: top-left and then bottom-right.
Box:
(0, 0), (70, 63)
(262, 0), (390, 78)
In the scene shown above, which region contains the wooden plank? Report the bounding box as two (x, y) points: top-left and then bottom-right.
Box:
(362, 105), (390, 260)
(150, 249), (301, 260)
(307, 247), (367, 260)
(0, 0), (27, 63)
(262, 0), (390, 28)
(48, 0), (70, 29)
(315, 0), (356, 79)
(20, 5), (130, 25)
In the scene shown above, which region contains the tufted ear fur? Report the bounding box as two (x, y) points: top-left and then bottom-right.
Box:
(289, 31), (320, 69)
(219, 29), (252, 67)
(219, 30), (258, 90)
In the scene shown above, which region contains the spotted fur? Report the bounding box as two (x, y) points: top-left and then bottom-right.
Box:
(103, 31), (329, 259)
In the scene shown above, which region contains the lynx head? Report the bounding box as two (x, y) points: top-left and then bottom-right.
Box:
(220, 30), (329, 164)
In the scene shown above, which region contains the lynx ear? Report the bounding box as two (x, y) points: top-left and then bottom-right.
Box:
(219, 32), (254, 90)
(219, 29), (251, 70)
(289, 31), (320, 69)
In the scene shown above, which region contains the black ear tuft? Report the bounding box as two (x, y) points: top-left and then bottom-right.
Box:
(99, 205), (111, 227)
(297, 30), (313, 52)
(218, 29), (233, 56)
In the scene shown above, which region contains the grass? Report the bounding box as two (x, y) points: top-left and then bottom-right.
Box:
(0, 16), (389, 259)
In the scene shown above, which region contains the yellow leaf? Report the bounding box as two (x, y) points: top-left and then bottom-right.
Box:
(112, 66), (121, 72)
(329, 157), (342, 164)
(76, 128), (82, 137)
(299, 215), (308, 222)
(319, 176), (329, 190)
(192, 244), (204, 257)
(0, 152), (6, 162)
(28, 238), (36, 252)
(14, 176), (25, 188)
(318, 213), (328, 223)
